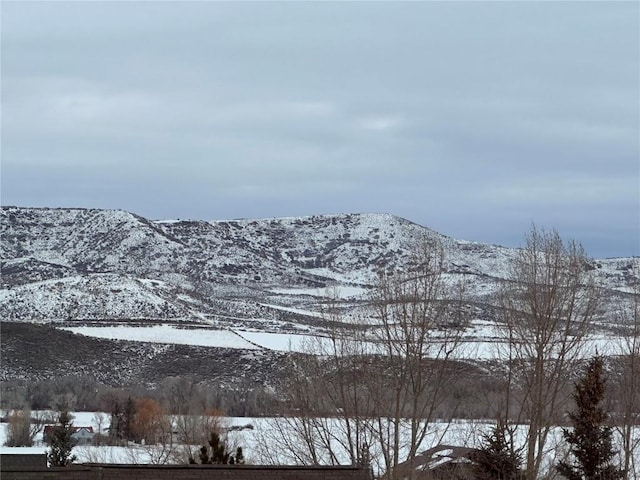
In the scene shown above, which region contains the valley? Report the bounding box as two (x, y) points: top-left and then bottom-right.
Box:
(1, 206), (638, 406)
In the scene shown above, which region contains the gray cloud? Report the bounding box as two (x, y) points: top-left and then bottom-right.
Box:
(1, 1), (638, 258)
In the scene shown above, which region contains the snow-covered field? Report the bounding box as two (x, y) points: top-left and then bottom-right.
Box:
(1, 412), (637, 476)
(60, 321), (630, 359)
(269, 286), (370, 299)
(61, 325), (258, 349)
(60, 325), (314, 351)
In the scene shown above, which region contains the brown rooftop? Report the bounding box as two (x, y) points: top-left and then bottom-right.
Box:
(1, 462), (373, 480)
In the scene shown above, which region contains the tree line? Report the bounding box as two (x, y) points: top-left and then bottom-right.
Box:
(1, 375), (279, 417)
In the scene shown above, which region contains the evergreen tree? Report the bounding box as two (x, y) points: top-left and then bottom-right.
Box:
(472, 420), (522, 480)
(235, 446), (244, 464)
(188, 431), (242, 465)
(198, 444), (210, 464)
(557, 356), (624, 480)
(123, 396), (136, 441)
(47, 410), (77, 467)
(208, 431), (230, 463)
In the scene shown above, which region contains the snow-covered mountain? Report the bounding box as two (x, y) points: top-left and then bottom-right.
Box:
(1, 206), (638, 393)
(1, 206), (636, 326)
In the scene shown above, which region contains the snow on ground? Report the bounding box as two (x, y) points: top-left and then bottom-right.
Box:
(308, 268), (374, 286)
(258, 303), (326, 318)
(269, 286), (369, 299)
(61, 324), (319, 352)
(1, 413), (637, 476)
(235, 331), (314, 351)
(61, 325), (259, 349)
(450, 336), (626, 360)
(60, 322), (630, 359)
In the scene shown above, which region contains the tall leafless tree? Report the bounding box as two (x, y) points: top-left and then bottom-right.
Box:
(3, 407), (49, 447)
(367, 238), (466, 479)
(613, 261), (640, 479)
(500, 226), (601, 480)
(260, 237), (467, 479)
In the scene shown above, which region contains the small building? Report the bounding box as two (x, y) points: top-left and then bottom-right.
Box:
(43, 426), (95, 446)
(395, 445), (479, 480)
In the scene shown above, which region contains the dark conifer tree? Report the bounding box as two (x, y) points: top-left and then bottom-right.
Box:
(47, 410), (77, 467)
(123, 396), (136, 441)
(472, 420), (522, 479)
(188, 431), (242, 465)
(198, 444), (210, 464)
(235, 446), (244, 464)
(208, 431), (230, 464)
(557, 356), (624, 480)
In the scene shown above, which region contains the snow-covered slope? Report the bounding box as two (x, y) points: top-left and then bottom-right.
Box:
(0, 274), (203, 322)
(2, 206), (638, 392)
(1, 206), (636, 325)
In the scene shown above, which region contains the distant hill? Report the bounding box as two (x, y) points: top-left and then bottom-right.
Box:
(2, 206), (635, 324)
(1, 206), (637, 393)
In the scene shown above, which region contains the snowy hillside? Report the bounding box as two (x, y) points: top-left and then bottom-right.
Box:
(1, 206), (638, 392)
(0, 274), (203, 322)
(1, 206), (636, 325)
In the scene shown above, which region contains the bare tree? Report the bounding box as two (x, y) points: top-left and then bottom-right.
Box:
(254, 294), (376, 467)
(500, 226), (601, 480)
(30, 409), (52, 446)
(261, 237), (466, 479)
(613, 261), (640, 479)
(4, 408), (33, 447)
(3, 407), (49, 447)
(367, 238), (466, 479)
(92, 412), (107, 445)
(173, 408), (228, 464)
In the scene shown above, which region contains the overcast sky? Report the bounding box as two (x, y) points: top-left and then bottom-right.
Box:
(2, 1), (638, 258)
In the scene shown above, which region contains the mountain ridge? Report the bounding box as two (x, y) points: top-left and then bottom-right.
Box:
(1, 206), (636, 325)
(1, 206), (638, 400)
